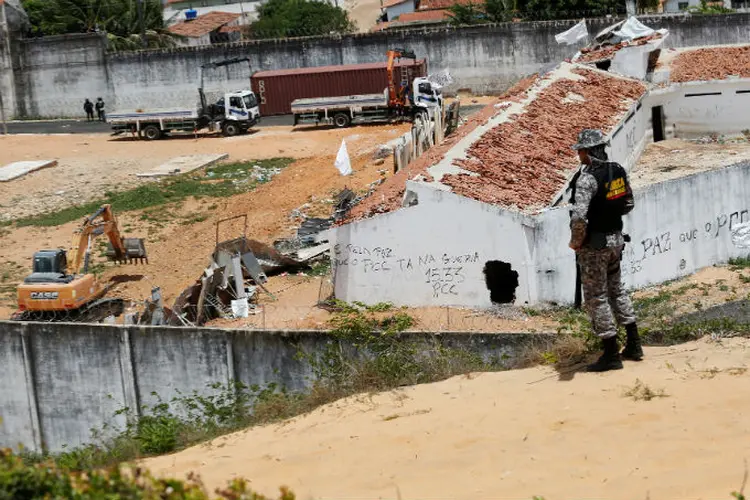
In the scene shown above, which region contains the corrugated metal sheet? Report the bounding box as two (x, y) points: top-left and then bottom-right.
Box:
(251, 60), (427, 116)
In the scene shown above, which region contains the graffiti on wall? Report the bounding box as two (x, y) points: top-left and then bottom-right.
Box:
(622, 208), (750, 277)
(333, 243), (481, 298)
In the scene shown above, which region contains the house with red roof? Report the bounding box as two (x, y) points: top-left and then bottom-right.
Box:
(167, 11), (242, 46)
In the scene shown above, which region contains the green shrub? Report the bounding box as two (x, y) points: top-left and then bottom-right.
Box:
(1, 447), (294, 499)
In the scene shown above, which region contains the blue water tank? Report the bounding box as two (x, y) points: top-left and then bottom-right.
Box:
(185, 9), (198, 20)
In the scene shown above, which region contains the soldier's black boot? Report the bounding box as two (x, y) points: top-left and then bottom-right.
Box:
(586, 336), (623, 372)
(621, 323), (644, 361)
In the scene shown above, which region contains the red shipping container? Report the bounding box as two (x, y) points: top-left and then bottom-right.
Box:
(251, 59), (427, 116)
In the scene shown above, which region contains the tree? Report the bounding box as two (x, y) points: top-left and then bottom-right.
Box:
(249, 0), (356, 39)
(21, 0), (176, 49)
(446, 0), (516, 24)
(514, 0), (623, 19)
(484, 0), (515, 21)
(446, 2), (485, 25)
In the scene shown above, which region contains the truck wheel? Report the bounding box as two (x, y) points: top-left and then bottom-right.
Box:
(333, 113), (351, 128)
(142, 124), (162, 141)
(223, 122), (240, 137)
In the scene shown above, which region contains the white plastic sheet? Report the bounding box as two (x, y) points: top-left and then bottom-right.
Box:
(612, 16), (655, 41)
(555, 19), (588, 45)
(231, 299), (249, 318)
(335, 139), (353, 176)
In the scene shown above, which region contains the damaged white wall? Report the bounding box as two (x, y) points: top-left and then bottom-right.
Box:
(333, 183), (537, 307)
(332, 79), (750, 308)
(650, 78), (750, 138)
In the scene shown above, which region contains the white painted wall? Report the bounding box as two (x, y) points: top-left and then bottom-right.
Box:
(386, 0), (416, 21)
(649, 79), (750, 138)
(333, 80), (750, 308)
(332, 182), (539, 307)
(533, 161), (750, 304)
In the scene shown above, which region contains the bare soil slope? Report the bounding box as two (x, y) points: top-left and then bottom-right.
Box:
(144, 337), (750, 500)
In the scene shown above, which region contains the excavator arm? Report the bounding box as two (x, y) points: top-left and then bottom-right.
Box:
(67, 204), (147, 275)
(386, 48), (416, 108)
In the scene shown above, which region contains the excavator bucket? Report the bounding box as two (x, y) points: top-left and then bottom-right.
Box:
(105, 238), (148, 264)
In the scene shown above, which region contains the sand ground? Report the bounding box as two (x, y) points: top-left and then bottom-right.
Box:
(143, 336), (750, 500)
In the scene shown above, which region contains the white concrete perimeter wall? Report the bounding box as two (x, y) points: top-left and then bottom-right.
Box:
(332, 182), (540, 307)
(651, 79), (750, 138)
(608, 96), (650, 172)
(534, 161), (750, 304)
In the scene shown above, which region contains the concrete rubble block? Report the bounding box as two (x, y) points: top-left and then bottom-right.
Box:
(372, 145), (394, 160)
(0, 160), (57, 182)
(135, 153), (229, 178)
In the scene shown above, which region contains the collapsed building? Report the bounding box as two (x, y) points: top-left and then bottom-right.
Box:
(330, 42), (750, 308)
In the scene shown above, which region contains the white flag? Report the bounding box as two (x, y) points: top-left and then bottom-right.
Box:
(555, 19), (588, 45)
(335, 139), (352, 176)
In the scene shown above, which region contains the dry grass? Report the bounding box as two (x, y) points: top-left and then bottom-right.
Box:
(622, 379), (669, 402)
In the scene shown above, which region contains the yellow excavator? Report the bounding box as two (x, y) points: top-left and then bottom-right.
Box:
(13, 204), (148, 322)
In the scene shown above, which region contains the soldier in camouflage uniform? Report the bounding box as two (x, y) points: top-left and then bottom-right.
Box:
(569, 129), (643, 372)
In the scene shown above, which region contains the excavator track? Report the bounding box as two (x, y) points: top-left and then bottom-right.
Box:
(11, 298), (125, 323)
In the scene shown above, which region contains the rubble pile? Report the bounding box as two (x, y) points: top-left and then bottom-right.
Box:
(670, 46), (750, 83)
(442, 68), (645, 210)
(344, 74), (540, 222)
(577, 32), (664, 63)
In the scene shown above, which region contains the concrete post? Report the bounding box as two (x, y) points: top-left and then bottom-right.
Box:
(118, 328), (140, 423)
(20, 326), (43, 452)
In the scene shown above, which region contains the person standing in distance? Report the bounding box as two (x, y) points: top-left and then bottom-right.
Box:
(95, 97), (106, 122)
(83, 98), (94, 121)
(569, 129), (643, 372)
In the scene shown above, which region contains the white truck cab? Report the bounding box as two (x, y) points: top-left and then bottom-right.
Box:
(215, 90), (261, 124)
(411, 77), (443, 115)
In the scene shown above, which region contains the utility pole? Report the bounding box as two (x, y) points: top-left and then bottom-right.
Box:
(137, 0), (146, 49)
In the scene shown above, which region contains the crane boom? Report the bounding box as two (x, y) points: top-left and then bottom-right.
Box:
(386, 48), (416, 108)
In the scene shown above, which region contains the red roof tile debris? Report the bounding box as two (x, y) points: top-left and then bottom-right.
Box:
(670, 46), (750, 83)
(167, 11), (240, 38)
(443, 68), (645, 210)
(345, 74), (539, 222)
(396, 9), (450, 22)
(577, 32), (663, 63)
(419, 0), (474, 9)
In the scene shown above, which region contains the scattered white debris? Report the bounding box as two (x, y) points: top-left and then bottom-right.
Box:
(0, 160), (57, 182)
(135, 153), (228, 178)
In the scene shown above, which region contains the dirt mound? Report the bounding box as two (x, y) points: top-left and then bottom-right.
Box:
(143, 337), (750, 499)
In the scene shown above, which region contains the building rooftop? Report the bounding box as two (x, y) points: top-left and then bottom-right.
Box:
(668, 45), (750, 83)
(383, 0), (411, 8)
(418, 0), (474, 10)
(167, 11), (240, 38)
(630, 137), (750, 190)
(347, 63), (646, 221)
(395, 9), (450, 23)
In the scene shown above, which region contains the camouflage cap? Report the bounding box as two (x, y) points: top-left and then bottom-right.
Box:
(571, 129), (608, 150)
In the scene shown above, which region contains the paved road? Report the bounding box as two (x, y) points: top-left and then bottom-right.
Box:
(2, 105), (484, 136)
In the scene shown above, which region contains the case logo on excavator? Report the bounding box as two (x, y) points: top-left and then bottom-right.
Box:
(31, 291), (59, 300)
(605, 177), (627, 200)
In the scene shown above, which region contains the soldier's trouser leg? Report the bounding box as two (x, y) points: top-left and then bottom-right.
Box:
(578, 248), (617, 339)
(606, 245), (636, 326)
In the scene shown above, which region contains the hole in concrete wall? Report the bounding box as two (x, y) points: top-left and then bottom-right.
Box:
(403, 190), (419, 207)
(594, 60), (612, 72)
(652, 105), (665, 142)
(483, 260), (519, 304)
